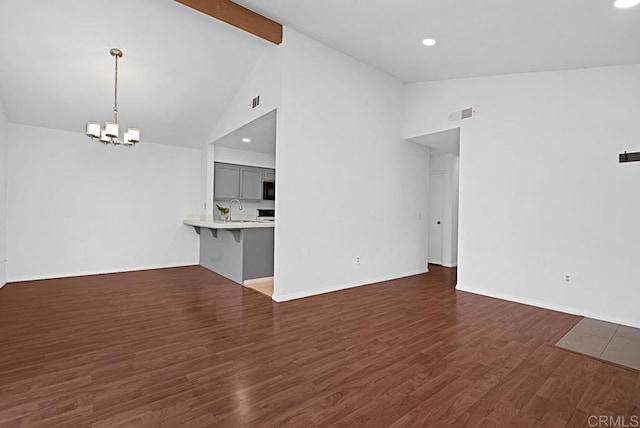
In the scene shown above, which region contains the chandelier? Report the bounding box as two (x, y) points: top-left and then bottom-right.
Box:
(86, 48), (140, 146)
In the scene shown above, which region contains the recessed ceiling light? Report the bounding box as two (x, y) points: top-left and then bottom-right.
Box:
(422, 38), (437, 47)
(242, 138), (251, 143)
(614, 0), (640, 8)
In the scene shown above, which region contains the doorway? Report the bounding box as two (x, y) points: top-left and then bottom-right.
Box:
(428, 172), (444, 265)
(407, 128), (460, 269)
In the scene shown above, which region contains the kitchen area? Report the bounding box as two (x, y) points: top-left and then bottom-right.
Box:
(184, 110), (276, 297)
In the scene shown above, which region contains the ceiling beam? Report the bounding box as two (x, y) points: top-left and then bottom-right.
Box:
(175, 0), (283, 45)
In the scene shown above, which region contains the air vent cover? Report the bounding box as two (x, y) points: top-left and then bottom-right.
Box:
(449, 107), (474, 122)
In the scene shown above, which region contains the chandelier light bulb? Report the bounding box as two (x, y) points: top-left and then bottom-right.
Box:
(105, 122), (119, 138)
(127, 129), (140, 143)
(86, 122), (100, 139)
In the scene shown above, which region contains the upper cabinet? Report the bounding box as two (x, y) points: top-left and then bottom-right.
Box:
(214, 162), (275, 201)
(240, 167), (263, 200)
(214, 163), (241, 200)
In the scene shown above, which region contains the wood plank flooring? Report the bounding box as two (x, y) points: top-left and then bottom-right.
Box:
(0, 266), (638, 427)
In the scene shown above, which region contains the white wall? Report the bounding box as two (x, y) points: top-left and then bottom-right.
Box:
(429, 151), (459, 267)
(405, 64), (640, 328)
(203, 46), (283, 217)
(6, 124), (201, 281)
(208, 46), (282, 144)
(0, 101), (8, 287)
(273, 28), (430, 301)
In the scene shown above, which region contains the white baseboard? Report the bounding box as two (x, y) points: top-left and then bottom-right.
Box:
(272, 268), (428, 302)
(7, 262), (199, 283)
(456, 283), (640, 329)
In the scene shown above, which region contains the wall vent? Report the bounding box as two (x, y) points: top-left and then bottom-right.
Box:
(449, 107), (474, 122)
(252, 95), (260, 109)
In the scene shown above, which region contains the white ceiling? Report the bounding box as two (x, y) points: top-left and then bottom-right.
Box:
(0, 0), (269, 148)
(234, 0), (640, 83)
(408, 128), (460, 156)
(214, 109), (277, 155)
(2, 1), (639, 150)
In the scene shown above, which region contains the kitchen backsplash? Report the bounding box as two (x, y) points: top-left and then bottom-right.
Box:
(213, 199), (275, 220)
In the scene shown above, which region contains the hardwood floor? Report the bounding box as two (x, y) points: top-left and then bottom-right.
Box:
(1, 266), (638, 427)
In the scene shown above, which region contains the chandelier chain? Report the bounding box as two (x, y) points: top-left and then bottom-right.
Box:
(113, 54), (119, 124)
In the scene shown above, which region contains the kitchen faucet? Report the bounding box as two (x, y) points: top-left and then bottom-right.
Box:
(229, 199), (243, 222)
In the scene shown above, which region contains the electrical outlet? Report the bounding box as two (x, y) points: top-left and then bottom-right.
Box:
(563, 273), (572, 285)
(355, 256), (361, 265)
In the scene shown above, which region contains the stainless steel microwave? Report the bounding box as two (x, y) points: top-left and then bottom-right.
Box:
(263, 181), (275, 200)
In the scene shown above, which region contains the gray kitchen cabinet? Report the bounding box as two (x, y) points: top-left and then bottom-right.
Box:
(214, 162), (275, 201)
(214, 163), (240, 199)
(240, 167), (263, 200)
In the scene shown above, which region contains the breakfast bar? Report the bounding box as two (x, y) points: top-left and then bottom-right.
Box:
(183, 216), (274, 285)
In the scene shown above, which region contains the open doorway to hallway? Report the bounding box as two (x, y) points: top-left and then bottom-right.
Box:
(407, 128), (460, 268)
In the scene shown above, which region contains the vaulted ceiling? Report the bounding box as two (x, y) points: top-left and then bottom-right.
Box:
(1, 0), (639, 149)
(0, 0), (269, 148)
(235, 0), (640, 83)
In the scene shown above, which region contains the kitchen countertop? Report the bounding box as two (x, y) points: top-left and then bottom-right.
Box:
(183, 215), (275, 230)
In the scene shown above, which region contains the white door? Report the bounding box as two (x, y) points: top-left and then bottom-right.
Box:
(428, 172), (444, 265)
